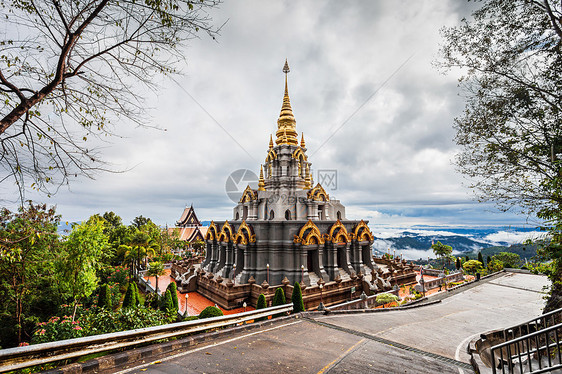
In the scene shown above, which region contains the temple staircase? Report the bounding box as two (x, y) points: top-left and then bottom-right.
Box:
(307, 271), (321, 286)
(337, 267), (351, 281)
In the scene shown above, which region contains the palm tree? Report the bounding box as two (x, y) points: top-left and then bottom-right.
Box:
(147, 261), (165, 295)
(118, 244), (138, 278)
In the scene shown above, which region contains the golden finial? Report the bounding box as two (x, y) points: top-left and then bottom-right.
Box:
(301, 132), (306, 148)
(283, 127), (288, 143)
(304, 164), (311, 189)
(269, 134), (273, 150)
(258, 165), (266, 191)
(276, 59), (298, 146)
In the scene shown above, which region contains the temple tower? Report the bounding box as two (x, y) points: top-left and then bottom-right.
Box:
(201, 61), (378, 289)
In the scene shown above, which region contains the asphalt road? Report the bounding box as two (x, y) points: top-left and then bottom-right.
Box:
(117, 272), (549, 374)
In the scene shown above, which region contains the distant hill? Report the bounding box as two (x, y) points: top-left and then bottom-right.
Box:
(371, 226), (542, 261)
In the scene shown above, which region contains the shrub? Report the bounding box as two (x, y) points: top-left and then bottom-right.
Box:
(478, 252), (484, 265)
(256, 294), (267, 309)
(132, 282), (140, 306)
(31, 316), (85, 344)
(455, 257), (461, 270)
(122, 283), (135, 309)
(166, 282), (179, 312)
(463, 260), (483, 274)
(272, 288), (286, 306)
(107, 266), (130, 291)
(199, 306), (223, 319)
(291, 282), (304, 313)
(487, 258), (504, 273)
(144, 292), (159, 309)
(160, 289), (174, 313)
(98, 284), (111, 310)
(492, 252), (521, 268)
(82, 306), (167, 336)
(375, 293), (399, 308)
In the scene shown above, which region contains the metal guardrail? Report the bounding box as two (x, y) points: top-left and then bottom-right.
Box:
(491, 307), (562, 374)
(0, 303), (293, 372)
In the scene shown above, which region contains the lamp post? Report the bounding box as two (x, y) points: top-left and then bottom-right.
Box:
(233, 264), (236, 285)
(266, 263), (270, 284)
(301, 264), (304, 284)
(318, 283), (324, 311)
(243, 301), (247, 313)
(184, 294), (189, 316)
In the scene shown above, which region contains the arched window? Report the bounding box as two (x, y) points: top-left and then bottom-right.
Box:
(285, 209), (291, 220)
(337, 211), (341, 220)
(235, 212), (240, 220)
(269, 210), (275, 220)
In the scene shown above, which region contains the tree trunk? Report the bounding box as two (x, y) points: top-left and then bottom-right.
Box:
(72, 300), (79, 322)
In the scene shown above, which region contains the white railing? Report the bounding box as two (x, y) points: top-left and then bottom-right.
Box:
(0, 304), (293, 372)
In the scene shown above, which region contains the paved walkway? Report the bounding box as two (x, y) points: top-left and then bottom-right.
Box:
(118, 272), (549, 374)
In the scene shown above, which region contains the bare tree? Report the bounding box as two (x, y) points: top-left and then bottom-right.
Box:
(0, 0), (221, 201)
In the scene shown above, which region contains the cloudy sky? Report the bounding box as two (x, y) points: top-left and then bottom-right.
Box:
(9, 1), (538, 228)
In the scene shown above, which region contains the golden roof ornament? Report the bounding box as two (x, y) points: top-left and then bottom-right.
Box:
(258, 165), (266, 191)
(275, 59), (299, 146)
(304, 164), (311, 189)
(301, 132), (306, 148)
(269, 134), (274, 150)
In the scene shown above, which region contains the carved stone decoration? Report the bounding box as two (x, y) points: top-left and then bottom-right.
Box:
(216, 275), (223, 284)
(357, 271), (364, 279)
(282, 276), (290, 286)
(334, 274), (342, 284)
(207, 273), (214, 280)
(226, 279), (234, 288)
(261, 280), (270, 289)
(248, 276), (256, 285)
(350, 271), (357, 280)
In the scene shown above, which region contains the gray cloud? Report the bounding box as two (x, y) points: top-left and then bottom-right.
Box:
(4, 1), (529, 228)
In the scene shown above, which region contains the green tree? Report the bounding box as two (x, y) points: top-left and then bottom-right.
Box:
(487, 256), (492, 267)
(272, 288), (286, 306)
(147, 261), (166, 295)
(133, 282), (141, 307)
(256, 294), (267, 310)
(166, 282), (179, 313)
(455, 257), (461, 271)
(56, 217), (108, 321)
(438, 0), (562, 215)
(439, 0), (562, 312)
(122, 283), (136, 309)
(492, 252), (521, 268)
(0, 1), (220, 200)
(291, 282), (305, 313)
(463, 260), (483, 275)
(478, 252), (484, 266)
(131, 216), (151, 230)
(160, 289), (174, 314)
(98, 284), (111, 310)
(0, 202), (60, 346)
(431, 241), (453, 267)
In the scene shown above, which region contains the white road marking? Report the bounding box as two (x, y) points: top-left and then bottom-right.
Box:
(115, 320), (303, 374)
(455, 332), (481, 374)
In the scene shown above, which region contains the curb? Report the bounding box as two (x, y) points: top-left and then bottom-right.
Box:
(321, 299), (442, 315)
(41, 314), (300, 374)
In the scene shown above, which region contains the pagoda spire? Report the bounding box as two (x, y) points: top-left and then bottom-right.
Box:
(275, 59), (299, 146)
(301, 132), (306, 148)
(258, 165), (266, 191)
(269, 134), (274, 150)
